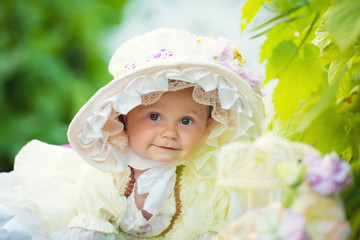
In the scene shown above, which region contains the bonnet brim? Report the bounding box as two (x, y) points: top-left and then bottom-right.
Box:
(67, 29), (265, 172)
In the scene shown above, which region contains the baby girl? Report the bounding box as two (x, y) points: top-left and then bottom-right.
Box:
(0, 28), (264, 239)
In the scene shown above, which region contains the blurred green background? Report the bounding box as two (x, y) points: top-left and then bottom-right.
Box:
(0, 0), (250, 173)
(0, 0), (128, 172)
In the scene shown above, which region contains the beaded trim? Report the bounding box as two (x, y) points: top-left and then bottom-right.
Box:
(123, 165), (185, 238)
(157, 165), (184, 237)
(124, 166), (135, 198)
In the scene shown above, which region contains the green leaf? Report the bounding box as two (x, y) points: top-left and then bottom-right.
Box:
(331, 56), (360, 100)
(265, 41), (297, 80)
(328, 60), (343, 84)
(281, 187), (297, 208)
(269, 43), (326, 121)
(271, 0), (308, 12)
(311, 13), (335, 58)
(259, 22), (297, 63)
(250, 3), (305, 32)
(338, 62), (360, 100)
(241, 0), (266, 31)
(0, 0), (128, 171)
(297, 105), (347, 155)
(295, 60), (345, 133)
(258, 9), (317, 64)
(327, 0), (360, 52)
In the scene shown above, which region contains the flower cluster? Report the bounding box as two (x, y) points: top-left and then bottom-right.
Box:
(255, 152), (352, 240)
(195, 36), (263, 96)
(256, 207), (310, 240)
(303, 152), (352, 196)
(195, 36), (245, 73)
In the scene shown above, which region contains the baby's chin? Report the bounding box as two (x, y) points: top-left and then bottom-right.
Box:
(151, 152), (193, 163)
(152, 156), (189, 163)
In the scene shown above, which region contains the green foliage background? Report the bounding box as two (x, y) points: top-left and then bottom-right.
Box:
(0, 0), (127, 172)
(1, 0), (359, 236)
(241, 0), (360, 238)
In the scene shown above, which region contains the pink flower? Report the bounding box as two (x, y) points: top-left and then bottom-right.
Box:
(292, 188), (351, 240)
(195, 37), (240, 72)
(238, 68), (264, 96)
(278, 210), (310, 240)
(303, 152), (352, 196)
(256, 206), (310, 240)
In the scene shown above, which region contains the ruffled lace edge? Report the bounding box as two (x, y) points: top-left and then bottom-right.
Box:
(76, 67), (259, 172)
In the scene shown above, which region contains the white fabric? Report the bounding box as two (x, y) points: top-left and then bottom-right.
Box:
(51, 228), (116, 240)
(119, 191), (176, 237)
(77, 67), (256, 173)
(128, 150), (185, 215)
(0, 206), (32, 240)
(13, 141), (82, 235)
(0, 141), (185, 239)
(0, 172), (48, 240)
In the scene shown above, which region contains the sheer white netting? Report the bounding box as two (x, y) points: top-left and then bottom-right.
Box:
(77, 67), (258, 172)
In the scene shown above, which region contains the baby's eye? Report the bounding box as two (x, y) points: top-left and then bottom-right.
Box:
(149, 113), (161, 121)
(180, 117), (192, 125)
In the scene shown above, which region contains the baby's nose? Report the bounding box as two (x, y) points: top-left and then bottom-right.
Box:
(160, 124), (178, 139)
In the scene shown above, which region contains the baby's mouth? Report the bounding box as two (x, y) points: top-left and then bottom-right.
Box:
(154, 145), (179, 151)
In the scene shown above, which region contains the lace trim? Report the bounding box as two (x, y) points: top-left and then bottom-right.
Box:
(141, 92), (163, 105)
(75, 67), (260, 173)
(109, 80), (237, 151)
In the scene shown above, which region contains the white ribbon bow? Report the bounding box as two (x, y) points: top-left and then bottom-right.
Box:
(128, 151), (185, 215)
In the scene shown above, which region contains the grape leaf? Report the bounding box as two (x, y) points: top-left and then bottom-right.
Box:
(268, 42), (325, 120)
(241, 0), (266, 31)
(259, 23), (295, 64)
(299, 105), (347, 154)
(327, 0), (360, 52)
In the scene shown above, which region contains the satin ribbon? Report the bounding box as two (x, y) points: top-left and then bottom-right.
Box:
(128, 150), (185, 215)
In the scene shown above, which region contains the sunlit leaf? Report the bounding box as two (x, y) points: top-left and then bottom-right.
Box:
(269, 43), (325, 120)
(250, 4), (304, 32)
(311, 13), (334, 58)
(299, 105), (347, 155)
(338, 62), (360, 100)
(295, 66), (343, 133)
(271, 0), (308, 12)
(241, 0), (266, 31)
(328, 0), (360, 52)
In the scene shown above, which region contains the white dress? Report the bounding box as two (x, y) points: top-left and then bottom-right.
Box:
(0, 140), (179, 239)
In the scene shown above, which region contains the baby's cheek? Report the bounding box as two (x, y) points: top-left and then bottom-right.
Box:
(184, 131), (205, 149)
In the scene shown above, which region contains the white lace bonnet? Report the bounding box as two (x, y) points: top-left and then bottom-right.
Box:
(67, 28), (265, 173)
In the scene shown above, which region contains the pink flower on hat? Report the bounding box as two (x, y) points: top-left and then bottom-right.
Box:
(194, 36), (263, 95)
(238, 68), (263, 96)
(195, 37), (240, 72)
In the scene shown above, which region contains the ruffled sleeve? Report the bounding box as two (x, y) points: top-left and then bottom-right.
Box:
(69, 164), (130, 234)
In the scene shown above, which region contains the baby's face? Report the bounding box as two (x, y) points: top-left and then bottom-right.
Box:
(125, 87), (211, 163)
